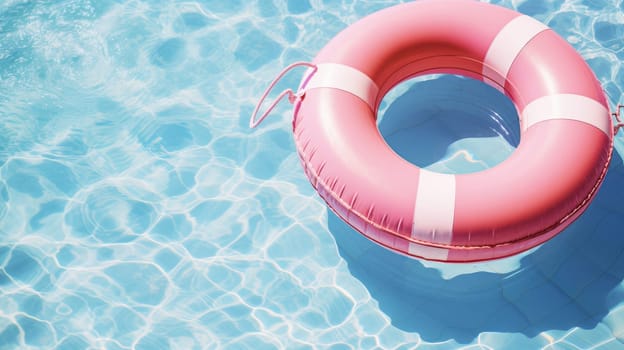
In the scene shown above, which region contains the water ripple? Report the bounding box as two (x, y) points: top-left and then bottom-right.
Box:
(0, 0), (622, 349)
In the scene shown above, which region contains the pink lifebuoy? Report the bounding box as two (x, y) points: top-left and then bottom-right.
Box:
(253, 0), (614, 262)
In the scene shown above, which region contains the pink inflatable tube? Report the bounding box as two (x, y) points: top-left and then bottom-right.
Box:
(253, 0), (615, 262)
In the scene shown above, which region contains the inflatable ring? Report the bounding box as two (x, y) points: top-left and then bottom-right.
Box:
(254, 0), (614, 262)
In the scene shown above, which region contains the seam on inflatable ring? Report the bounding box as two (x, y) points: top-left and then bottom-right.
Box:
(558, 135), (613, 224)
(294, 133), (612, 253)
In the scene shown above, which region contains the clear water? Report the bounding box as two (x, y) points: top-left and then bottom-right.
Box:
(0, 0), (622, 349)
(377, 74), (521, 174)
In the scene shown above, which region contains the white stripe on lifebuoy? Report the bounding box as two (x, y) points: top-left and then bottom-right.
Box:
(483, 15), (549, 88)
(522, 94), (611, 136)
(412, 169), (456, 244)
(305, 63), (379, 111)
(408, 242), (450, 261)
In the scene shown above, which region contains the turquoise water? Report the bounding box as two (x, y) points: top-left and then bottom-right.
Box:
(0, 0), (623, 349)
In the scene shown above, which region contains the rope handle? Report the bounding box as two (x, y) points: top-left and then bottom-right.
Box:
(613, 104), (624, 135)
(250, 61), (318, 128)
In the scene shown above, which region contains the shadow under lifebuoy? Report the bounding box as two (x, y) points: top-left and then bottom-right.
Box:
(328, 76), (624, 343)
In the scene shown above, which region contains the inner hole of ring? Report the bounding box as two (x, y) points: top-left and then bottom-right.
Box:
(377, 74), (521, 175)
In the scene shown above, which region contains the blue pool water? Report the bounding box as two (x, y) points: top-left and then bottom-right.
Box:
(0, 0), (623, 349)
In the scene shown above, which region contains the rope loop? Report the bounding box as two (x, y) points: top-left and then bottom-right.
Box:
(250, 62), (317, 128)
